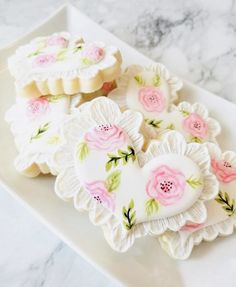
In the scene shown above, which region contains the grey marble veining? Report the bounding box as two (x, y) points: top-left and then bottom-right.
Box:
(0, 0), (236, 286)
(74, 0), (236, 103)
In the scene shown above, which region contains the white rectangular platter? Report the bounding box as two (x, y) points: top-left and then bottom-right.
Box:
(1, 4), (236, 287)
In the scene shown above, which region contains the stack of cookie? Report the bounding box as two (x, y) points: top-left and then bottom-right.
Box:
(6, 32), (121, 177)
(6, 32), (236, 259)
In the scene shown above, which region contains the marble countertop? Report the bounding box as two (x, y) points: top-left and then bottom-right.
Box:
(0, 0), (236, 286)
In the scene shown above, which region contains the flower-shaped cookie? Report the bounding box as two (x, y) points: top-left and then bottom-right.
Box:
(159, 143), (236, 259)
(8, 32), (122, 97)
(144, 101), (221, 144)
(108, 64), (182, 117)
(109, 65), (220, 145)
(5, 93), (80, 177)
(54, 97), (218, 252)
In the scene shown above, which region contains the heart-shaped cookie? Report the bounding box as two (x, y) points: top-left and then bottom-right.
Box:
(159, 143), (236, 259)
(5, 93), (80, 177)
(54, 97), (218, 252)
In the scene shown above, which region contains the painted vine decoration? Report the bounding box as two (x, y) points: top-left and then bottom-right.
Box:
(105, 146), (136, 172)
(30, 122), (50, 141)
(215, 191), (236, 217)
(145, 119), (163, 129)
(122, 199), (136, 230)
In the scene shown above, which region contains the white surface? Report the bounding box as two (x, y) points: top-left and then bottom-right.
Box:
(0, 2), (236, 287)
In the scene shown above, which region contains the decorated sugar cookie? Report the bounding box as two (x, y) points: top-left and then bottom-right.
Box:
(109, 65), (220, 145)
(144, 101), (221, 144)
(5, 93), (80, 177)
(159, 143), (236, 259)
(54, 97), (218, 252)
(71, 80), (117, 112)
(8, 32), (122, 97)
(108, 64), (182, 116)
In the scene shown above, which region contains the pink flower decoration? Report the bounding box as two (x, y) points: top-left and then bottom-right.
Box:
(102, 81), (115, 94)
(26, 96), (50, 119)
(211, 159), (236, 183)
(138, 86), (166, 112)
(81, 45), (104, 63)
(47, 35), (68, 48)
(183, 113), (208, 139)
(84, 180), (115, 211)
(181, 223), (204, 232)
(146, 165), (186, 206)
(84, 124), (127, 151)
(33, 54), (57, 67)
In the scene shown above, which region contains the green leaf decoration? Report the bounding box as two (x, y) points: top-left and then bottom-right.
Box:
(145, 119), (163, 129)
(56, 49), (68, 61)
(134, 75), (145, 86)
(186, 176), (202, 189)
(28, 49), (42, 57)
(30, 122), (50, 141)
(73, 43), (83, 53)
(180, 109), (190, 117)
(145, 198), (159, 216)
(215, 190), (236, 217)
(152, 74), (161, 87)
(105, 146), (136, 172)
(122, 199), (136, 230)
(47, 135), (60, 145)
(76, 142), (89, 161)
(191, 136), (202, 143)
(47, 94), (65, 103)
(81, 58), (93, 65)
(105, 170), (121, 192)
(28, 42), (46, 57)
(166, 123), (175, 130)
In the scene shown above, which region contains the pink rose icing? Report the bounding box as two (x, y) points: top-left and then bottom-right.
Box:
(146, 165), (186, 206)
(81, 45), (104, 63)
(33, 54), (57, 67)
(47, 35), (68, 48)
(211, 159), (236, 183)
(84, 180), (115, 211)
(183, 113), (208, 139)
(26, 96), (50, 119)
(181, 223), (204, 231)
(102, 81), (115, 94)
(138, 86), (166, 112)
(84, 124), (127, 151)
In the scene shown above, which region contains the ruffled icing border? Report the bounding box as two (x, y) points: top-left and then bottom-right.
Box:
(158, 143), (236, 259)
(171, 101), (221, 142)
(8, 37), (122, 95)
(108, 64), (183, 111)
(54, 97), (218, 252)
(5, 94), (81, 177)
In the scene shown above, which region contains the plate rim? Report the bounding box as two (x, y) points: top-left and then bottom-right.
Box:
(1, 3), (236, 286)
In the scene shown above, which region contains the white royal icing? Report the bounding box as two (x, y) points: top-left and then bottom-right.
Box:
(8, 32), (121, 93)
(159, 143), (236, 259)
(5, 93), (81, 177)
(53, 97), (218, 252)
